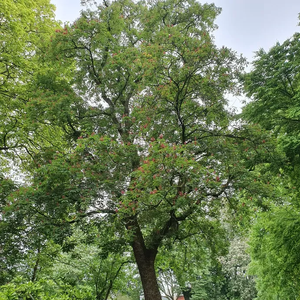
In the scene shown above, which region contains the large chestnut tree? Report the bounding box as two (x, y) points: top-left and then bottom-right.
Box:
(2, 0), (275, 299)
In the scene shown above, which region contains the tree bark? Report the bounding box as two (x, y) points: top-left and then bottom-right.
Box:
(31, 248), (40, 282)
(183, 287), (192, 300)
(131, 226), (162, 300)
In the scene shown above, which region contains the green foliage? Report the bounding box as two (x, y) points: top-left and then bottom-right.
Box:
(43, 230), (131, 300)
(0, 176), (20, 285)
(0, 230), (135, 300)
(0, 0), (57, 97)
(156, 226), (228, 292)
(243, 32), (300, 167)
(0, 0), (280, 298)
(0, 276), (93, 300)
(243, 20), (300, 300)
(249, 207), (300, 300)
(189, 238), (256, 300)
(191, 268), (224, 300)
(220, 238), (256, 300)
(0, 0), (61, 168)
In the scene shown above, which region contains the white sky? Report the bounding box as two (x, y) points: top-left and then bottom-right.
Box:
(212, 0), (300, 61)
(50, 0), (300, 108)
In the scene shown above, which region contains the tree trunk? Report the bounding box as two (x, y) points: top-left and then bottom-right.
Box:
(31, 248), (40, 282)
(131, 227), (162, 300)
(183, 287), (192, 300)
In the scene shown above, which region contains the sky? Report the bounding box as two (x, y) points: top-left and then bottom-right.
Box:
(51, 0), (300, 62)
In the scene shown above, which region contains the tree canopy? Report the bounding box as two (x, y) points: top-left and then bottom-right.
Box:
(243, 23), (300, 300)
(0, 0), (59, 158)
(0, 0), (287, 299)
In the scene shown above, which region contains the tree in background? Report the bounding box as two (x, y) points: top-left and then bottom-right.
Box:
(0, 176), (17, 285)
(243, 24), (300, 299)
(0, 0), (60, 287)
(0, 0), (61, 164)
(170, 236), (257, 300)
(1, 0), (278, 299)
(243, 32), (300, 169)
(220, 238), (256, 300)
(249, 207), (300, 299)
(156, 227), (228, 300)
(0, 228), (140, 300)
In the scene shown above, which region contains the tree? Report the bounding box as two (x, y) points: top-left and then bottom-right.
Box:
(243, 21), (300, 299)
(0, 277), (93, 300)
(0, 0), (56, 100)
(157, 268), (181, 300)
(2, 0), (276, 299)
(0, 176), (18, 285)
(156, 224), (228, 300)
(43, 229), (132, 300)
(249, 207), (300, 300)
(220, 238), (256, 300)
(174, 236), (256, 300)
(0, 0), (60, 163)
(0, 0), (70, 290)
(0, 229), (135, 300)
(243, 32), (300, 168)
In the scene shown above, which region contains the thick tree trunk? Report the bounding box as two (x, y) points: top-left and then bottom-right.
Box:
(183, 287), (192, 300)
(131, 228), (162, 300)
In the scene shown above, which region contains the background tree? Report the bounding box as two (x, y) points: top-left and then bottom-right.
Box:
(0, 176), (18, 285)
(243, 31), (300, 168)
(157, 268), (181, 300)
(163, 234), (256, 300)
(156, 225), (228, 300)
(243, 21), (300, 299)
(44, 229), (132, 300)
(249, 207), (300, 300)
(0, 228), (136, 300)
(0, 0), (61, 166)
(219, 237), (257, 300)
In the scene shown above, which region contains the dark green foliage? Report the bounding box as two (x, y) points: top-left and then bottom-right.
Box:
(249, 207), (300, 299)
(243, 32), (300, 166)
(0, 0), (280, 299)
(243, 19), (300, 300)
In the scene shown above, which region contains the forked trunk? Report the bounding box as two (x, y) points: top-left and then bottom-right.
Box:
(131, 229), (162, 300)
